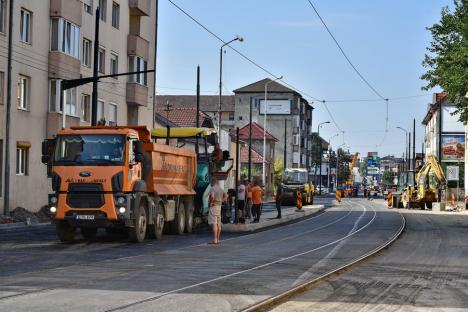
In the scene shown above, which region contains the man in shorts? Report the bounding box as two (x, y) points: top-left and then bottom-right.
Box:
(208, 177), (227, 244)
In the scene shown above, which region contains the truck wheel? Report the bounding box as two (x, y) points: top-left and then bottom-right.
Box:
(184, 202), (194, 233)
(56, 221), (75, 243)
(171, 205), (185, 235)
(129, 202), (147, 243)
(80, 227), (97, 239)
(148, 207), (164, 240)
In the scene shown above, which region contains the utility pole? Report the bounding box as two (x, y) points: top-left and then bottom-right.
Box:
(91, 6), (100, 126)
(3, 0), (14, 215)
(248, 99), (252, 181)
(164, 101), (172, 145)
(284, 119), (287, 168)
(152, 0), (159, 129)
(195, 65), (200, 155)
(235, 127), (239, 223)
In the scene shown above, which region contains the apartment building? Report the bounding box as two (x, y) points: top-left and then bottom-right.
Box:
(233, 78), (314, 170)
(0, 0), (156, 213)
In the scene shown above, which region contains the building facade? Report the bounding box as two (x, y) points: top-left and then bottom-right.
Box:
(233, 78), (313, 170)
(0, 0), (156, 213)
(422, 93), (465, 201)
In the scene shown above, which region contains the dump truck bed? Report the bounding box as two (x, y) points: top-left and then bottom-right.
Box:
(145, 143), (197, 195)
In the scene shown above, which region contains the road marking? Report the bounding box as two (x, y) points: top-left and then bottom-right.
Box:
(104, 204), (377, 312)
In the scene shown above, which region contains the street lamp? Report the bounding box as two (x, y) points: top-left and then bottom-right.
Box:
(396, 126), (409, 172)
(262, 75), (283, 187)
(327, 134), (339, 190)
(317, 121), (330, 195)
(218, 35), (243, 140)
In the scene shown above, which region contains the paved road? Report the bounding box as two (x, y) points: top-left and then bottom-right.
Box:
(0, 198), (402, 312)
(272, 206), (468, 312)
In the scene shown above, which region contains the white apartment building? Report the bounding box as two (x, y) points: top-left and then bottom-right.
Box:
(0, 0), (156, 213)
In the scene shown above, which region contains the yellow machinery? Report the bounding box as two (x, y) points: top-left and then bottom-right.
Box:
(347, 153), (359, 186)
(401, 155), (446, 209)
(282, 168), (314, 205)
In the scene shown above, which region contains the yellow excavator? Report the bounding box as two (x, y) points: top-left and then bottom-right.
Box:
(347, 153), (359, 186)
(401, 155), (446, 209)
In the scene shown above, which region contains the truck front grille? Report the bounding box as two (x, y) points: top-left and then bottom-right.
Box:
(67, 183), (104, 209)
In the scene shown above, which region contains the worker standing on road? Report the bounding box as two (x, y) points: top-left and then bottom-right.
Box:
(275, 181), (283, 219)
(246, 180), (253, 219)
(250, 180), (264, 223)
(237, 180), (246, 223)
(208, 177), (227, 244)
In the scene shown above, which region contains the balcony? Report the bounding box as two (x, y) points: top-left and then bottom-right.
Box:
(48, 52), (80, 80)
(50, 0), (82, 26)
(127, 34), (149, 60)
(47, 113), (80, 138)
(129, 0), (151, 16)
(126, 82), (148, 107)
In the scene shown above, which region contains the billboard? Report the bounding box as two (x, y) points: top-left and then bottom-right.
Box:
(259, 99), (291, 115)
(441, 134), (465, 161)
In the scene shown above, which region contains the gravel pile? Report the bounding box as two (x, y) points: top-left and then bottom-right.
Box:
(10, 207), (39, 223)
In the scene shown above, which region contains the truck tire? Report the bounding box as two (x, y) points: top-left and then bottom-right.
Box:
(148, 206), (164, 240)
(129, 201), (147, 243)
(184, 202), (194, 233)
(171, 205), (185, 235)
(80, 227), (97, 239)
(56, 221), (75, 243)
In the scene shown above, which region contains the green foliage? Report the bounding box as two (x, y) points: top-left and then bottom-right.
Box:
(359, 160), (367, 177)
(421, 0), (468, 122)
(336, 148), (351, 184)
(382, 170), (396, 185)
(310, 133), (322, 166)
(274, 159), (284, 185)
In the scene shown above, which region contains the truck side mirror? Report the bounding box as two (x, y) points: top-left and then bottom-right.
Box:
(42, 140), (49, 156)
(134, 141), (144, 163)
(41, 139), (55, 165)
(41, 155), (50, 164)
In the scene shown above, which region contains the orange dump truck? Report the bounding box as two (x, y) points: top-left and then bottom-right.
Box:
(41, 126), (198, 242)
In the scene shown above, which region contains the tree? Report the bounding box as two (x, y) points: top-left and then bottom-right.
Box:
(382, 170), (395, 185)
(336, 148), (351, 184)
(310, 133), (322, 167)
(273, 159), (284, 187)
(421, 0), (468, 122)
(359, 160), (367, 178)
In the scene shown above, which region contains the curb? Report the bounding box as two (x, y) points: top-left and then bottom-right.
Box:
(222, 205), (325, 233)
(0, 221), (51, 230)
(241, 211), (406, 312)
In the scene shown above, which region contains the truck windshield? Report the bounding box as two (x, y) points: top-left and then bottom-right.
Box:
(53, 134), (125, 166)
(284, 171), (307, 184)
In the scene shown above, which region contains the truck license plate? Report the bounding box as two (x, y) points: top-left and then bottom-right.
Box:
(76, 215), (95, 220)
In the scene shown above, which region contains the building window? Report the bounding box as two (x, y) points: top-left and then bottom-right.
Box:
(111, 2), (119, 29)
(98, 47), (105, 74)
(50, 18), (80, 59)
(84, 0), (93, 14)
(82, 38), (91, 67)
(99, 0), (106, 21)
(0, 0), (5, 33)
(128, 55), (147, 85)
(108, 103), (117, 126)
(97, 99), (105, 122)
(20, 9), (31, 43)
(229, 112), (235, 121)
(81, 94), (91, 122)
(0, 71), (4, 105)
(17, 75), (29, 110)
(49, 80), (76, 115)
(110, 52), (118, 77)
(16, 147), (28, 176)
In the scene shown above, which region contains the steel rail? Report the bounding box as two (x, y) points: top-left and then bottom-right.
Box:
(241, 207), (406, 312)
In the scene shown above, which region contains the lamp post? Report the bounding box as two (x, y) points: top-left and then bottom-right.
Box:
(262, 76), (283, 187)
(317, 121), (330, 195)
(327, 134), (339, 191)
(396, 126), (409, 172)
(218, 35), (243, 140)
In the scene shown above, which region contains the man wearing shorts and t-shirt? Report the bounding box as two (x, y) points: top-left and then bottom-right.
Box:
(208, 177), (227, 244)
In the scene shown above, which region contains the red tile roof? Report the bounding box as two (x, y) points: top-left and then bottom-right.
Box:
(238, 122), (278, 141)
(155, 107), (213, 127)
(240, 145), (269, 164)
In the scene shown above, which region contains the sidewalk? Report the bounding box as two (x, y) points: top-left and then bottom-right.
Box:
(223, 202), (324, 233)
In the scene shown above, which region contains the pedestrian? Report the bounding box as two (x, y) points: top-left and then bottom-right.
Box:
(275, 181), (283, 219)
(250, 180), (264, 223)
(237, 180), (246, 223)
(246, 179), (253, 219)
(367, 187), (371, 200)
(208, 177), (227, 244)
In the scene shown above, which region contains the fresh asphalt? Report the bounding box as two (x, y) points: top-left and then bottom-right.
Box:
(0, 197), (403, 312)
(272, 204), (468, 312)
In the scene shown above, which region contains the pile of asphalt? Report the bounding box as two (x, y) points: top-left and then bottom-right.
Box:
(2, 206), (53, 224)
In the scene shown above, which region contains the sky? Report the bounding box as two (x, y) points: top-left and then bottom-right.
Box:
(156, 0), (453, 158)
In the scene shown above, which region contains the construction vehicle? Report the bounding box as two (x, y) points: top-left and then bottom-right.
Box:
(282, 168), (314, 205)
(401, 155), (446, 209)
(41, 126), (232, 243)
(347, 153), (359, 185)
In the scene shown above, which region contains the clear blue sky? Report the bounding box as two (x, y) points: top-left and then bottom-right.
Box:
(156, 0), (452, 157)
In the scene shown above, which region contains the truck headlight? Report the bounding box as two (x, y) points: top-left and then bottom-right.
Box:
(119, 207), (126, 214)
(50, 206), (57, 213)
(117, 196), (125, 205)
